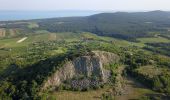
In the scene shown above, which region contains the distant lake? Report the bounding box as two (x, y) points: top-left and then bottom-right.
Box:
(0, 11), (101, 21)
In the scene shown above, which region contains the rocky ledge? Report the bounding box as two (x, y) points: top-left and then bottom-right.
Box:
(42, 51), (119, 90)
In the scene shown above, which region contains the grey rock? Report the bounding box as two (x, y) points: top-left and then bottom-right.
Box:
(42, 51), (119, 90)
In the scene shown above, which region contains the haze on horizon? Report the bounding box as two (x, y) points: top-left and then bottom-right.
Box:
(0, 0), (170, 12)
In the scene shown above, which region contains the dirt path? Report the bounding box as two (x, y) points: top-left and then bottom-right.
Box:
(17, 37), (27, 43)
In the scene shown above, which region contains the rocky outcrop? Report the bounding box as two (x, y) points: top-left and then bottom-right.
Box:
(43, 62), (75, 89)
(42, 51), (119, 90)
(71, 78), (102, 90)
(73, 56), (103, 78)
(93, 51), (119, 65)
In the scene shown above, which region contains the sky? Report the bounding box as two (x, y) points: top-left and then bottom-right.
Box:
(0, 0), (170, 11)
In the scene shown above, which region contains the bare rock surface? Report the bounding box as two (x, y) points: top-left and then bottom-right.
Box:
(42, 51), (119, 90)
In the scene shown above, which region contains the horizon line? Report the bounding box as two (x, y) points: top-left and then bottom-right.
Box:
(0, 9), (169, 12)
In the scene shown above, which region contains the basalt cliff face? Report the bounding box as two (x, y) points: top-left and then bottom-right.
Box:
(43, 51), (119, 90)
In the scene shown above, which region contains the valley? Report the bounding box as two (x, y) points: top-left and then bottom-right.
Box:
(0, 11), (170, 100)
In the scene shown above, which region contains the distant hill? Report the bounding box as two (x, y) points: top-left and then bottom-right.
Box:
(1, 11), (170, 41)
(36, 10), (170, 41)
